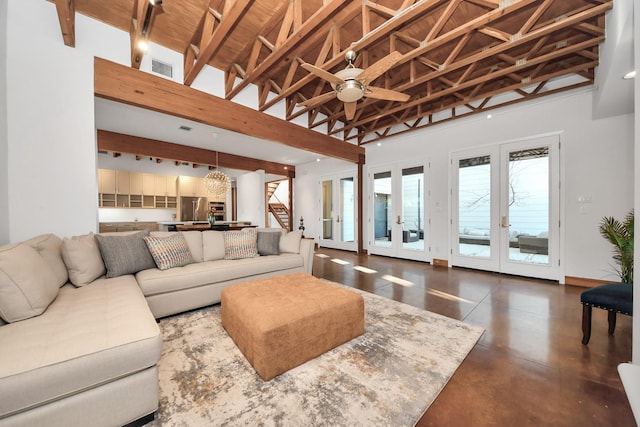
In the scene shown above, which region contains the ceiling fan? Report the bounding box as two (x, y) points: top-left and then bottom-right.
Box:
(299, 50), (410, 121)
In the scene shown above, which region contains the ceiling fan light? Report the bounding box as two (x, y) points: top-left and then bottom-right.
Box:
(337, 80), (365, 102)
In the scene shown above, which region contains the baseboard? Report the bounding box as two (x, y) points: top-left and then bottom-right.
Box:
(565, 276), (618, 288)
(432, 258), (449, 268)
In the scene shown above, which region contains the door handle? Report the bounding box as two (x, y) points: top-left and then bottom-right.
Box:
(500, 216), (510, 228)
(396, 216), (403, 225)
(336, 216), (340, 223)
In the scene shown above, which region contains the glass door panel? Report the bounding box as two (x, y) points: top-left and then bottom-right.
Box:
(339, 177), (355, 243)
(372, 171), (392, 249)
(318, 174), (357, 251)
(505, 147), (550, 265)
(401, 166), (425, 252)
(321, 180), (333, 240)
(457, 155), (493, 259)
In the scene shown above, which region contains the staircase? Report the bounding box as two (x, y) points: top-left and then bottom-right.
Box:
(266, 180), (289, 229)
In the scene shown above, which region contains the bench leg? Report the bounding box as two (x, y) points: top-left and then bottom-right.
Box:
(582, 304), (592, 345)
(608, 310), (617, 335)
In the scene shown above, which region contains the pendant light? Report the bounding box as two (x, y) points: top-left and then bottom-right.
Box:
(204, 152), (231, 196)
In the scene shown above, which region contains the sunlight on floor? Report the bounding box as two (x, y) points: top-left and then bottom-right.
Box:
(354, 266), (378, 274)
(381, 275), (415, 287)
(427, 288), (474, 304)
(315, 254), (330, 258)
(331, 258), (350, 265)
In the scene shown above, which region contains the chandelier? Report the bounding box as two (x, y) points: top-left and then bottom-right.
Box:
(204, 152), (231, 196)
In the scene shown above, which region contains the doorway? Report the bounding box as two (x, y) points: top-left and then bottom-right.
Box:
(318, 174), (357, 251)
(451, 135), (560, 280)
(369, 162), (429, 262)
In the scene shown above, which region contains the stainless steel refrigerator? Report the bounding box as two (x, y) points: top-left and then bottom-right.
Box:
(180, 196), (209, 221)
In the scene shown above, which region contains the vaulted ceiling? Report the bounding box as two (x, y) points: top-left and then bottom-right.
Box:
(55, 0), (611, 145)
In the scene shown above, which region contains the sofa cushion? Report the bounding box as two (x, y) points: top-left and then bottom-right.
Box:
(223, 228), (258, 260)
(95, 230), (156, 278)
(257, 231), (281, 256)
(0, 276), (162, 419)
(150, 231), (203, 262)
(136, 253), (304, 297)
(0, 244), (59, 323)
(280, 230), (303, 254)
(61, 233), (106, 287)
(24, 234), (68, 287)
(144, 233), (194, 270)
(202, 230), (225, 261)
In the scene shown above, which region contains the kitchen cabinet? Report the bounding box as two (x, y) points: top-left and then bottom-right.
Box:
(129, 173), (143, 195)
(154, 175), (167, 196)
(116, 172), (130, 194)
(99, 169), (116, 194)
(177, 176), (206, 197)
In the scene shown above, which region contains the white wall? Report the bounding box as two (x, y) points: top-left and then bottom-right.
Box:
(6, 0), (101, 242)
(0, 0), (9, 244)
(237, 171), (265, 226)
(296, 89), (634, 282)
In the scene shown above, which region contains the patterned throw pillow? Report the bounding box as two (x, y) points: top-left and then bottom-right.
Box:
(144, 233), (194, 270)
(223, 228), (258, 260)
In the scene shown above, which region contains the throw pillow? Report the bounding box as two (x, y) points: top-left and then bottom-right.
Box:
(223, 228), (258, 260)
(257, 231), (281, 256)
(280, 230), (303, 254)
(0, 243), (59, 323)
(95, 230), (156, 278)
(144, 233), (194, 270)
(61, 233), (106, 287)
(25, 233), (69, 287)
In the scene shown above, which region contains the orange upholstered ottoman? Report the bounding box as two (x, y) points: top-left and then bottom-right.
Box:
(221, 272), (365, 381)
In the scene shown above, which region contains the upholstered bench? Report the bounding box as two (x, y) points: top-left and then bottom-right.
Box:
(580, 283), (633, 345)
(221, 272), (364, 381)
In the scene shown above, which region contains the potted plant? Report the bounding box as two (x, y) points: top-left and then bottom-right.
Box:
(599, 210), (634, 284)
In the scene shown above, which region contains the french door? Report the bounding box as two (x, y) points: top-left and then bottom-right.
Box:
(318, 174), (357, 251)
(451, 135), (560, 280)
(368, 161), (429, 262)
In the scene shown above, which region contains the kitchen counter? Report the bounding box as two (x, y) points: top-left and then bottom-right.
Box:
(157, 221), (255, 232)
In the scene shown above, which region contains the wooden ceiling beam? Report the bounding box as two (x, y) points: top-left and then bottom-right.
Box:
(332, 2), (611, 135)
(53, 0), (75, 47)
(260, 0), (450, 112)
(351, 61), (597, 143)
(225, 0), (349, 101)
(98, 130), (294, 177)
(94, 57), (364, 164)
(335, 35), (603, 135)
(130, 0), (162, 69)
(184, 0), (253, 86)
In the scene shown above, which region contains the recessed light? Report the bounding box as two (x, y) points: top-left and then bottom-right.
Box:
(284, 166), (288, 170)
(486, 114), (492, 119)
(377, 142), (382, 147)
(623, 70), (636, 80)
(138, 40), (148, 51)
(316, 158), (320, 162)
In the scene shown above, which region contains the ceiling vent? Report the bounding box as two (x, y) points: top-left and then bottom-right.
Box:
(152, 58), (173, 78)
(179, 125), (192, 131)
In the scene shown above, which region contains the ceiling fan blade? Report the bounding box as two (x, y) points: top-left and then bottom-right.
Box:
(366, 86), (410, 102)
(357, 51), (404, 85)
(301, 63), (345, 86)
(299, 91), (337, 108)
(344, 101), (357, 121)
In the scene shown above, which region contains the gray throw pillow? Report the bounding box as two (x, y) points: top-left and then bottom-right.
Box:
(95, 230), (156, 278)
(257, 231), (281, 256)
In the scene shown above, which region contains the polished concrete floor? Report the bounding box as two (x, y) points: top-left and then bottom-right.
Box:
(311, 248), (634, 426)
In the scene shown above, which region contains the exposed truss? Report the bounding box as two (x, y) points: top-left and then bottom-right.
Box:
(55, 0), (612, 145)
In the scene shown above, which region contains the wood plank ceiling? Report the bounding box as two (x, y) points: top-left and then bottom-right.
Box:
(57, 0), (611, 145)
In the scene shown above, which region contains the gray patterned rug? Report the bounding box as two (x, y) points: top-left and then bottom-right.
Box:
(147, 285), (484, 426)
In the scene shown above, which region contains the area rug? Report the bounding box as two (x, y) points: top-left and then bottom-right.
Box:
(147, 286), (484, 426)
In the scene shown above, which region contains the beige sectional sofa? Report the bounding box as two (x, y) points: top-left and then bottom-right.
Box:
(0, 228), (313, 427)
